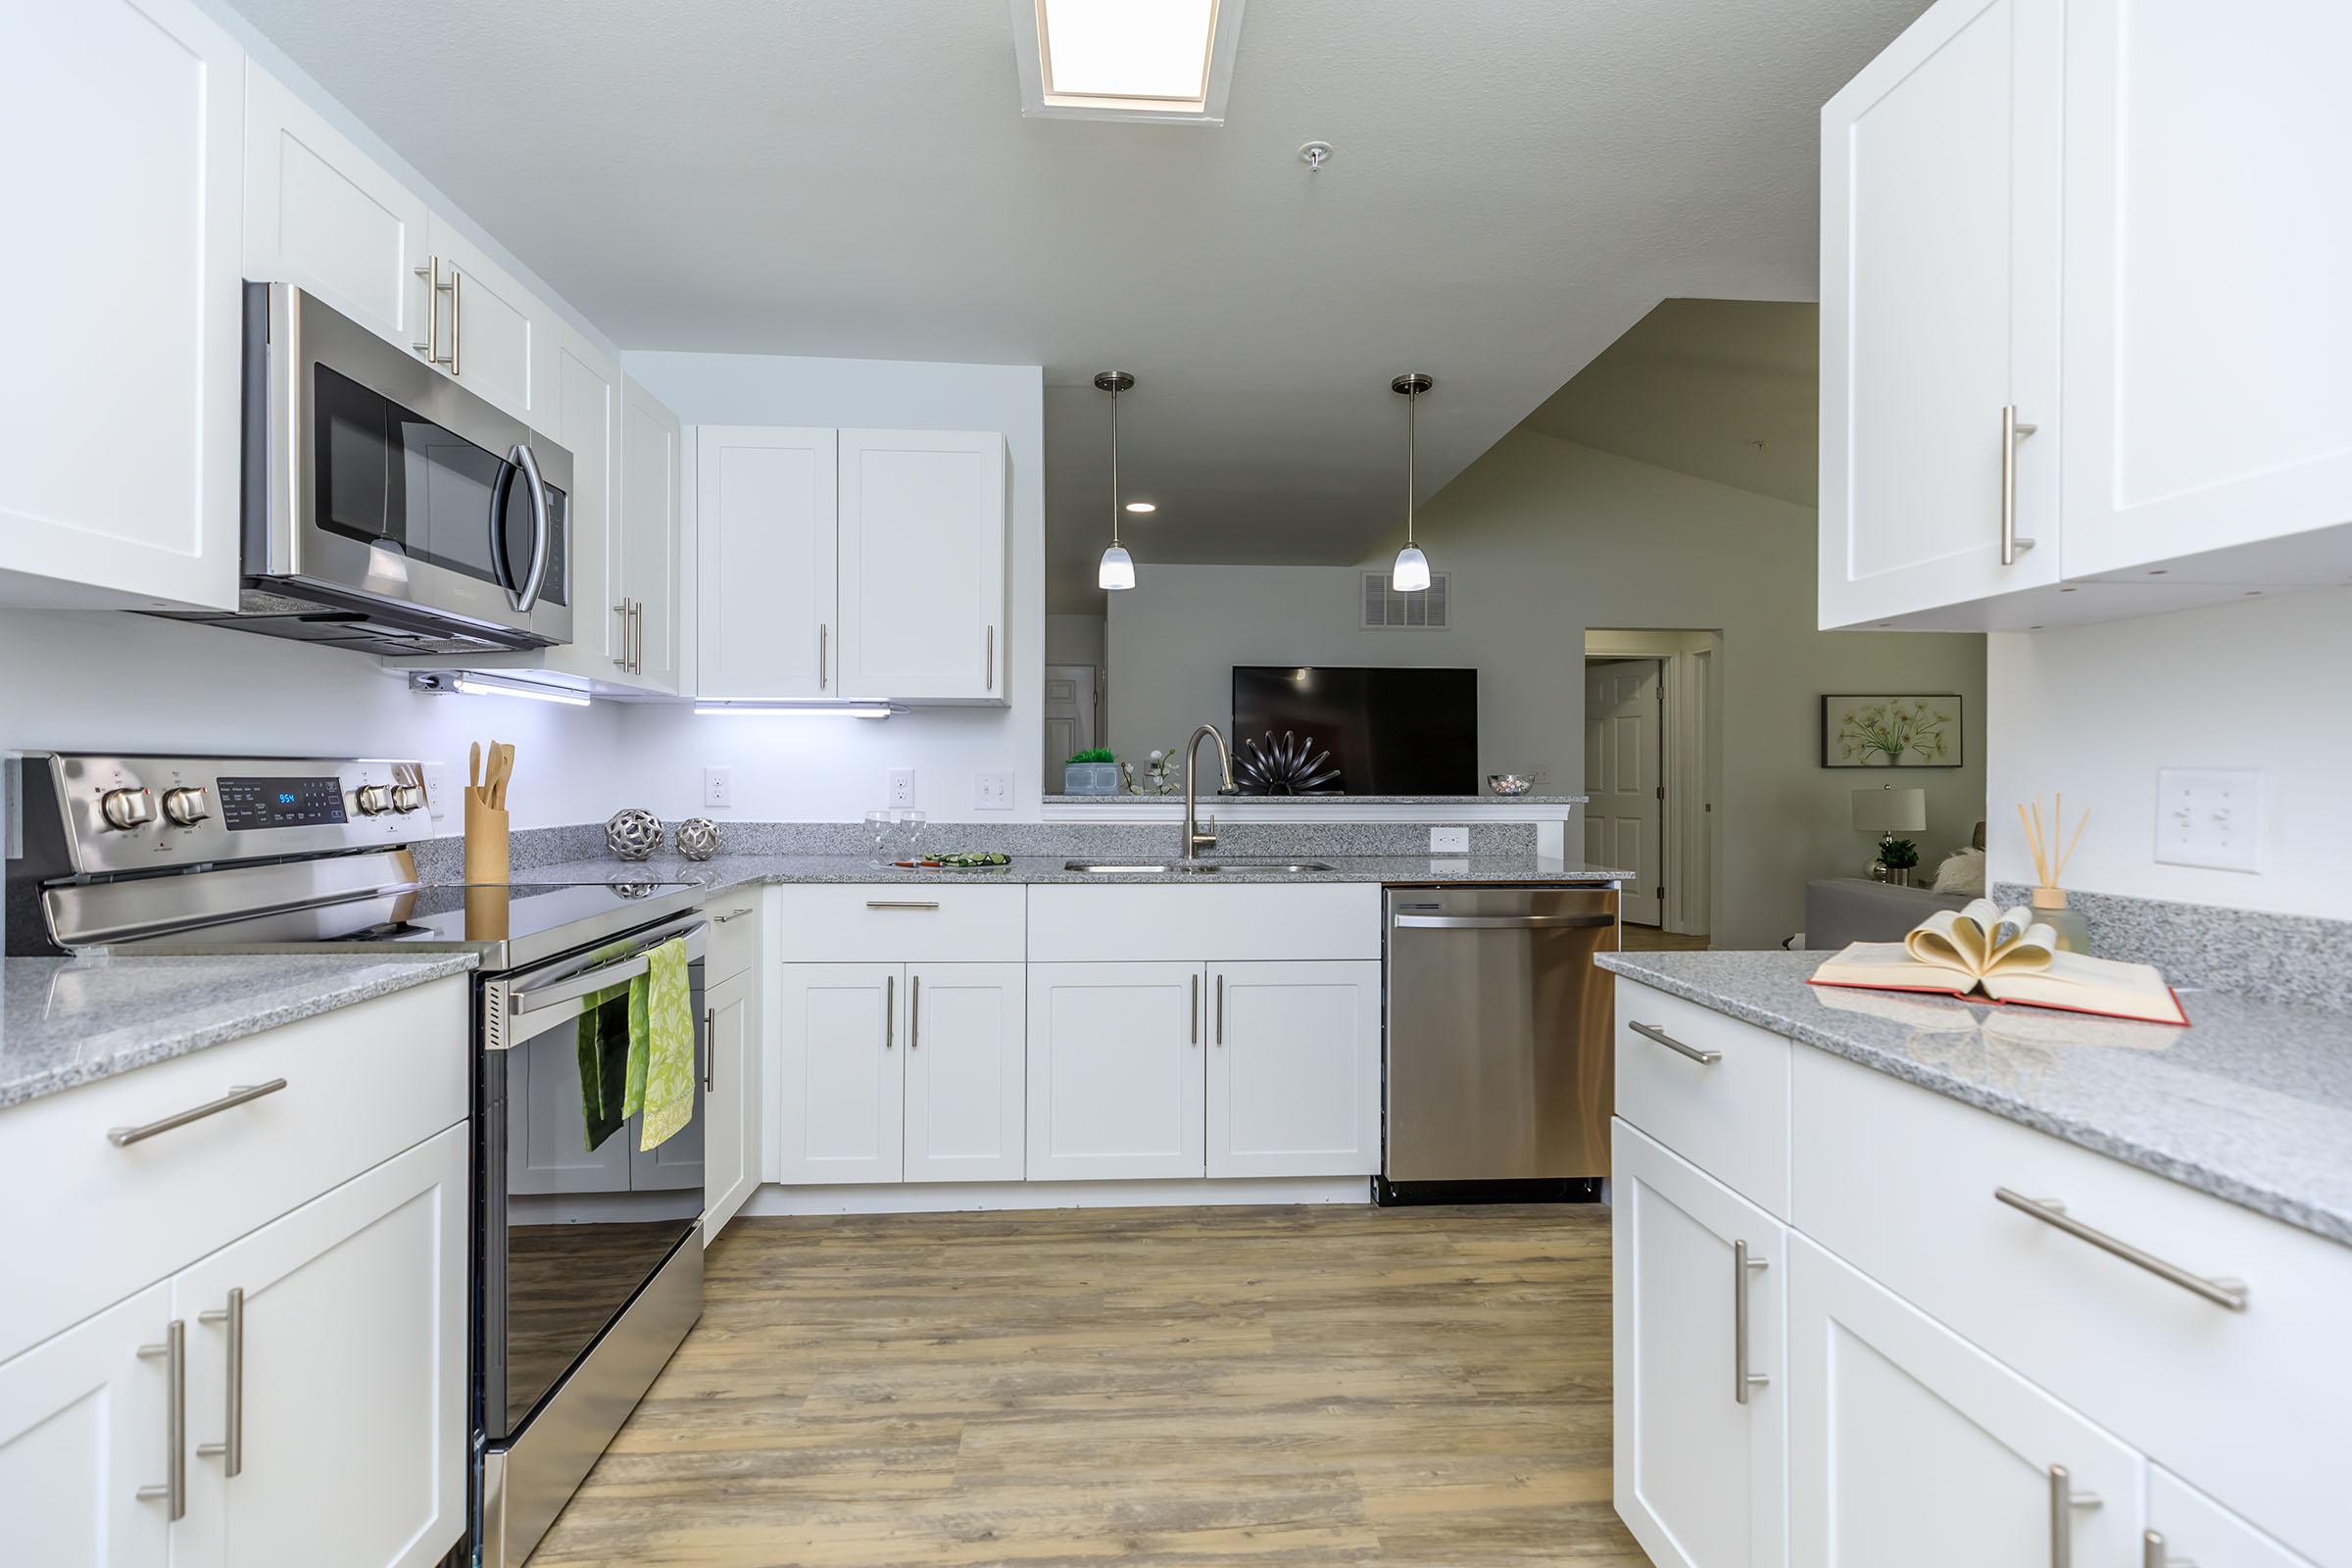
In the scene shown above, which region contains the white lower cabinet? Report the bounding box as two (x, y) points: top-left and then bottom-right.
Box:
(1787, 1233), (2140, 1568)
(1204, 961), (1381, 1179)
(905, 963), (1026, 1183)
(2147, 1466), (2319, 1568)
(1027, 962), (1205, 1181)
(701, 967), (761, 1242)
(1612, 1120), (1784, 1568)
(0, 1282), (174, 1567)
(773, 964), (905, 1184)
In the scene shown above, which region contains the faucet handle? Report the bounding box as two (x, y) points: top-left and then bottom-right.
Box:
(1196, 814), (1219, 847)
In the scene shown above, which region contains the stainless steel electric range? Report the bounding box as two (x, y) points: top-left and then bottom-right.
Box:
(5, 752), (710, 1567)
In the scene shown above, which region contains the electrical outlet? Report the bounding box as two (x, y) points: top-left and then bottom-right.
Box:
(1430, 825), (1470, 854)
(887, 768), (915, 808)
(703, 767), (732, 809)
(419, 762), (452, 821)
(2155, 767), (2261, 872)
(974, 770), (1012, 810)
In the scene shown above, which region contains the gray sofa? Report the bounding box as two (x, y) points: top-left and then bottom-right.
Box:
(1804, 877), (1971, 951)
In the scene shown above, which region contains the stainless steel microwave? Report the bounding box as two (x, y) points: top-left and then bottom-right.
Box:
(155, 282), (572, 656)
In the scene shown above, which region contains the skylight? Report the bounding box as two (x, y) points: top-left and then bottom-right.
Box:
(1013, 0), (1246, 124)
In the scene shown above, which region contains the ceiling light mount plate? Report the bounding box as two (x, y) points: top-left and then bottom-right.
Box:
(1298, 140), (1334, 172)
(1393, 372), (1434, 398)
(1092, 369), (1136, 393)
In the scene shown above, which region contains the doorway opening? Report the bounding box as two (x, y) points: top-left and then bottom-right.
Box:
(1584, 629), (1719, 949)
(1044, 663), (1102, 778)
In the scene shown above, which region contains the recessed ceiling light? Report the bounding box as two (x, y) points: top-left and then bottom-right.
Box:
(1011, 0), (1248, 124)
(1125, 501), (1156, 514)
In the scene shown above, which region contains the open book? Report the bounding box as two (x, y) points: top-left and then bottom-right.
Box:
(1808, 899), (2187, 1026)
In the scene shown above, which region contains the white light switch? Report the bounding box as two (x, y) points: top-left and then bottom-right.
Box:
(974, 771), (1012, 810)
(703, 767), (732, 809)
(1430, 825), (1469, 854)
(2155, 767), (2262, 872)
(887, 768), (915, 808)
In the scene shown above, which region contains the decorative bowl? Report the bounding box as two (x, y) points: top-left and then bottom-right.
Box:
(1487, 773), (1533, 797)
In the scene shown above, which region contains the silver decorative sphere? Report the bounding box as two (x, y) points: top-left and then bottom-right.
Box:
(674, 816), (721, 861)
(605, 808), (663, 862)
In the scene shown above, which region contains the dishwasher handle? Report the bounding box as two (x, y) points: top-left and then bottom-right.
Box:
(1393, 912), (1617, 930)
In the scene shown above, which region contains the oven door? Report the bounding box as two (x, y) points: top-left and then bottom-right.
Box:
(253, 281), (572, 648)
(478, 914), (706, 1444)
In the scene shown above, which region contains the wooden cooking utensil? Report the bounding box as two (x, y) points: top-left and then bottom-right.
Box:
(469, 741), (482, 797)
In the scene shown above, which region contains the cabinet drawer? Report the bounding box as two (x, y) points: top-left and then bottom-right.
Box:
(1613, 979), (1791, 1217)
(1792, 1047), (2352, 1568)
(0, 978), (468, 1363)
(1028, 884), (1380, 962)
(771, 884), (1023, 963)
(702, 889), (762, 984)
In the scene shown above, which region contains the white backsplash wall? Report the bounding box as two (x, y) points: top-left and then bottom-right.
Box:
(1985, 586), (2352, 920)
(617, 350), (1047, 823)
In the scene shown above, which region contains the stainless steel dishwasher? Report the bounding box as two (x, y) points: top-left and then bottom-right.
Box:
(1380, 885), (1620, 1200)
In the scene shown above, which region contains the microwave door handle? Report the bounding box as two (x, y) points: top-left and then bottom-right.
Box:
(487, 451), (521, 606)
(510, 441), (551, 612)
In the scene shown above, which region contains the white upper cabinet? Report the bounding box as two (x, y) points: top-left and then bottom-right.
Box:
(838, 429), (1008, 703)
(241, 64), (429, 357)
(0, 0), (242, 612)
(619, 377), (684, 694)
(548, 328), (623, 678)
(695, 427), (839, 700)
(2058, 0), (2352, 586)
(421, 216), (543, 427)
(1819, 0), (2062, 630)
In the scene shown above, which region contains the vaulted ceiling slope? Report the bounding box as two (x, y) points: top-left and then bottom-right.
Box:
(233, 0), (1930, 606)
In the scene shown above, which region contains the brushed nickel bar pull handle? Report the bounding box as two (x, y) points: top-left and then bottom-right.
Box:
(196, 1288), (243, 1477)
(1191, 974), (1200, 1046)
(1733, 1241), (1769, 1405)
(884, 973), (895, 1049)
(612, 601), (629, 668)
(135, 1320), (186, 1518)
(629, 599), (643, 675)
(910, 975), (920, 1050)
(1994, 1189), (2248, 1310)
(711, 906), (754, 923)
(1395, 912), (1615, 930)
(2048, 1464), (2101, 1567)
(864, 900), (940, 910)
(110, 1080), (288, 1147)
(1214, 973), (1225, 1046)
(1631, 1021), (1720, 1065)
(2142, 1529), (2192, 1568)
(414, 256), (447, 364)
(448, 265), (463, 378)
(986, 625), (995, 690)
(703, 1007), (715, 1093)
(2002, 405), (2040, 564)
(819, 623), (828, 689)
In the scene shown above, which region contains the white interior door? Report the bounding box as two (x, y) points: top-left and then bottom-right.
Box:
(773, 964), (905, 1185)
(700, 968), (760, 1242)
(1026, 962), (1203, 1181)
(1818, 0), (2063, 628)
(695, 426), (838, 699)
(0, 1282), (173, 1568)
(1204, 961), (1381, 1178)
(1044, 663), (1101, 778)
(905, 962), (1026, 1183)
(1612, 1121), (1786, 1568)
(1788, 1234), (2140, 1568)
(174, 1125), (468, 1568)
(838, 429), (1006, 701)
(1586, 660), (1662, 924)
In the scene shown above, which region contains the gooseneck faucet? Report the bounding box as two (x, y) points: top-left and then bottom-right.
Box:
(1182, 722), (1238, 861)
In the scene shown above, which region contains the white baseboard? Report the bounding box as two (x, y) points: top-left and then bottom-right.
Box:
(740, 1175), (1373, 1217)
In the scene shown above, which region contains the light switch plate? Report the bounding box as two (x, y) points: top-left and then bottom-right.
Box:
(420, 762), (451, 821)
(1430, 825), (1470, 854)
(2155, 767), (2262, 872)
(887, 768), (915, 808)
(703, 767), (732, 809)
(974, 770), (1012, 810)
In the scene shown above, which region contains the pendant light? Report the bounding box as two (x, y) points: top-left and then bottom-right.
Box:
(1390, 372), (1435, 591)
(1094, 370), (1137, 591)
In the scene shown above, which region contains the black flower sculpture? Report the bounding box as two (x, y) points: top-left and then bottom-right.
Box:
(1237, 731), (1342, 795)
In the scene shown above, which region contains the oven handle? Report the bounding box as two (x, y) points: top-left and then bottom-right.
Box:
(490, 920), (708, 1042)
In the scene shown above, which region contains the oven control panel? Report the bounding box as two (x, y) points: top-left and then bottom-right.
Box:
(28, 754), (433, 875)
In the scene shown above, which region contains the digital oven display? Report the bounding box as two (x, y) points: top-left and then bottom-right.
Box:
(218, 776), (349, 830)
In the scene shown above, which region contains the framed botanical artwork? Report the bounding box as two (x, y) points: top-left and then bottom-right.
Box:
(1822, 694), (1963, 767)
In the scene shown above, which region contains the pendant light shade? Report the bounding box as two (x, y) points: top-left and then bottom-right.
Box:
(1391, 372), (1435, 591)
(1094, 369), (1137, 591)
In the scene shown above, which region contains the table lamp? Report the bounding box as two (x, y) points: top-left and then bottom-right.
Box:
(1852, 783), (1928, 879)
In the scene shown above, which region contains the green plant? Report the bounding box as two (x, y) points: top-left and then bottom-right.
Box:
(1064, 748), (1114, 765)
(1878, 837), (1921, 870)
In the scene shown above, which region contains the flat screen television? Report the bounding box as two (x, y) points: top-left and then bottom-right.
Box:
(1229, 665), (1477, 795)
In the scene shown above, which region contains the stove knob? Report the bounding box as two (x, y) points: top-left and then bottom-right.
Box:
(161, 786), (212, 826)
(355, 784), (398, 815)
(99, 787), (157, 830)
(390, 783), (427, 813)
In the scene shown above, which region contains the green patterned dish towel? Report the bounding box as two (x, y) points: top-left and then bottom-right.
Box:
(573, 937), (696, 1152)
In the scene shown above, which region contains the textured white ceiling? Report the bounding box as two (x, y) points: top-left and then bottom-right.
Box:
(230, 0), (1928, 609)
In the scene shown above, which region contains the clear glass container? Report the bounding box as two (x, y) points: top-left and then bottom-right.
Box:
(864, 810), (893, 865)
(888, 809), (927, 864)
(2031, 888), (2090, 954)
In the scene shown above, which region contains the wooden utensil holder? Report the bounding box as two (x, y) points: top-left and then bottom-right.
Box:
(464, 791), (511, 886)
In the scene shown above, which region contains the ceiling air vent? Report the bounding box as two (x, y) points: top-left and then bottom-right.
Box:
(1361, 570), (1449, 630)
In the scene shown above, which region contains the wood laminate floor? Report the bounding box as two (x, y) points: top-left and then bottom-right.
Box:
(533, 1203), (1646, 1568)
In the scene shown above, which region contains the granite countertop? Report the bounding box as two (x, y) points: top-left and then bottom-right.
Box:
(0, 954), (479, 1112)
(1598, 950), (2352, 1248)
(511, 852), (1631, 889)
(1041, 793), (1589, 807)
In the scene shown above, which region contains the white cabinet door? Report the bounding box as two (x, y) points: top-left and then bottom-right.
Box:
(2059, 1), (2352, 585)
(838, 429), (1007, 702)
(1204, 960), (1380, 1178)
(695, 426), (838, 699)
(241, 64), (429, 356)
(2146, 1466), (2318, 1568)
(1026, 963), (1203, 1181)
(1611, 1121), (1785, 1568)
(905, 962), (1026, 1183)
(545, 327), (624, 681)
(701, 968), (760, 1241)
(619, 377), (684, 695)
(424, 216), (542, 426)
(173, 1125), (467, 1568)
(1818, 0), (2062, 629)
(773, 964), (905, 1185)
(0, 1282), (173, 1568)
(0, 0), (241, 612)
(1788, 1235), (2139, 1568)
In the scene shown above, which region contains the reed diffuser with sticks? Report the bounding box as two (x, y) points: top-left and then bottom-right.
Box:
(2016, 793), (2091, 954)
